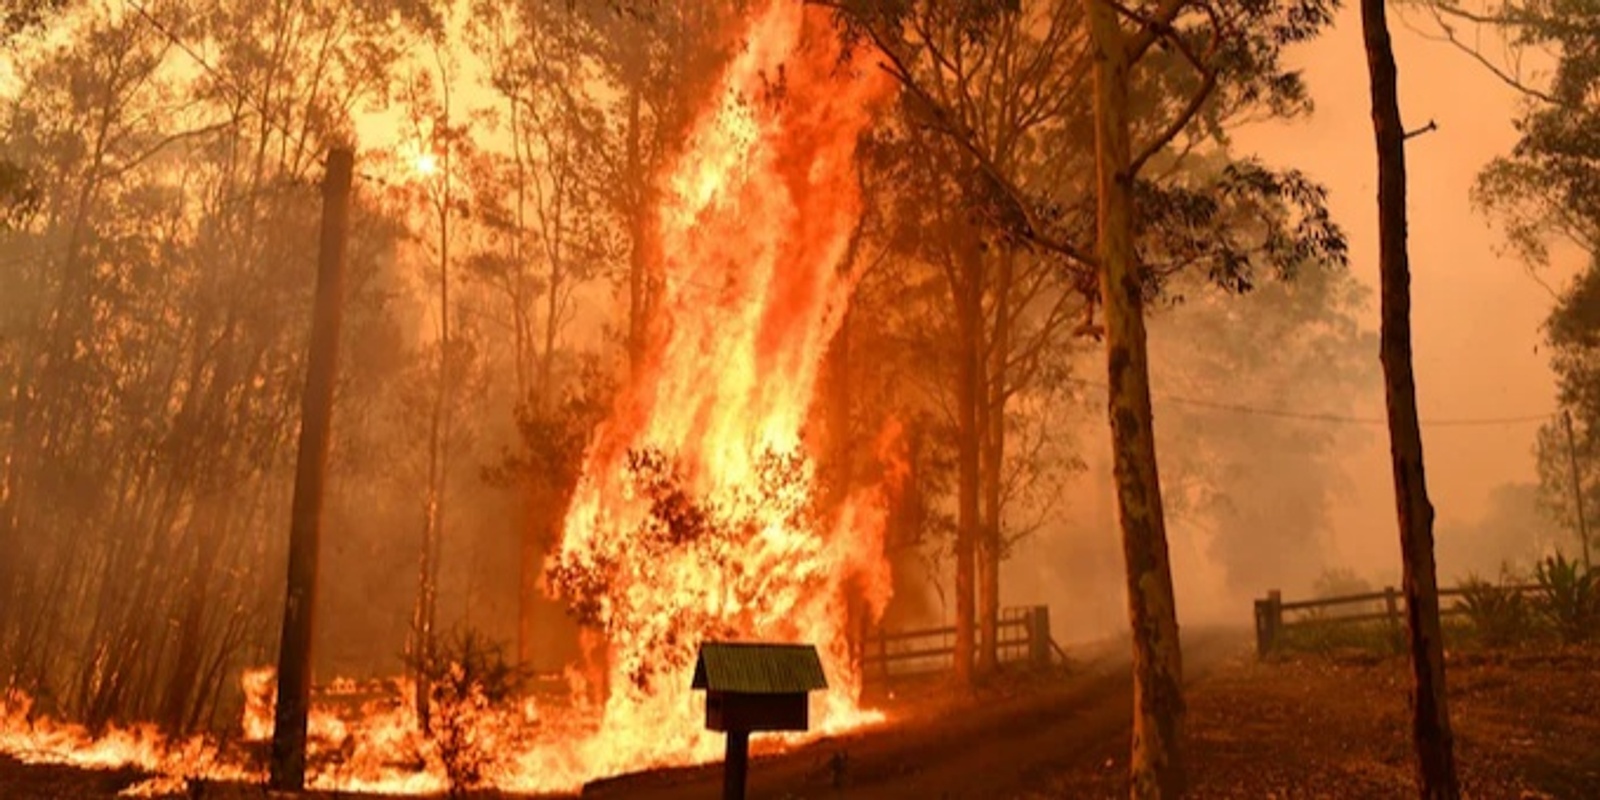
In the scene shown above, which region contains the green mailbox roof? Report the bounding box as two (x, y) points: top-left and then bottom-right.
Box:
(691, 641), (829, 694)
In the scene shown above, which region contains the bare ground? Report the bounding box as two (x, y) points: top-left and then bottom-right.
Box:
(1029, 644), (1600, 799)
(4, 631), (1598, 799)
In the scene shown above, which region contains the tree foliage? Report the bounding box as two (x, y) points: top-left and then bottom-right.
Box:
(546, 447), (825, 691)
(830, 0), (1347, 303)
(1431, 0), (1600, 265)
(1534, 256), (1600, 556)
(2, 0), (68, 40)
(0, 0), (557, 731)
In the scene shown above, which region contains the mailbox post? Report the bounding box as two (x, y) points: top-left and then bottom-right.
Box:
(691, 641), (828, 800)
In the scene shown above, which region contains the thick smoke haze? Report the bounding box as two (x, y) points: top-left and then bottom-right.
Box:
(1000, 8), (1571, 645)
(1232, 6), (1571, 584)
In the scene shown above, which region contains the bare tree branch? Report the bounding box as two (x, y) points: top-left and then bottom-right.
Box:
(1404, 119), (1438, 139)
(1411, 2), (1562, 104)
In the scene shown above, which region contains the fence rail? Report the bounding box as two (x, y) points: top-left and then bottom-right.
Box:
(860, 605), (1064, 680)
(1253, 584), (1545, 657)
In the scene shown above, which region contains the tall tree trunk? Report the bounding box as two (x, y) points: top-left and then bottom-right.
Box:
(268, 146), (352, 791)
(158, 497), (228, 733)
(973, 311), (992, 677)
(819, 196), (870, 665)
(1084, 0), (1186, 796)
(828, 305), (862, 663)
(413, 68), (456, 733)
(0, 356), (36, 653)
(826, 210), (866, 666)
(510, 94), (531, 399)
(509, 70), (539, 670)
(517, 491), (540, 667)
(952, 223), (982, 689)
(414, 170), (453, 736)
(978, 248), (1014, 673)
(1359, 2), (1460, 797)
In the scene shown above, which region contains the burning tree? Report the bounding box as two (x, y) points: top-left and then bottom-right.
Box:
(533, 0), (903, 774)
(549, 447), (831, 691)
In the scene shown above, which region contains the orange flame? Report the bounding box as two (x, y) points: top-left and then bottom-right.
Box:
(0, 689), (255, 796)
(539, 0), (896, 779)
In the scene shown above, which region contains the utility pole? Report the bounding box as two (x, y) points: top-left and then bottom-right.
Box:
(269, 146), (354, 791)
(1360, 0), (1460, 795)
(1562, 410), (1592, 571)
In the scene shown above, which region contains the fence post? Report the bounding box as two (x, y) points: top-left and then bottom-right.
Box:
(1384, 586), (1402, 651)
(1255, 590), (1284, 659)
(879, 629), (889, 682)
(1028, 605), (1051, 667)
(1254, 597), (1269, 659)
(1259, 590), (1283, 657)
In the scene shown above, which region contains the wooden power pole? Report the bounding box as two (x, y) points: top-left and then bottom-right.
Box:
(1562, 411), (1592, 571)
(1359, 1), (1460, 797)
(269, 147), (354, 791)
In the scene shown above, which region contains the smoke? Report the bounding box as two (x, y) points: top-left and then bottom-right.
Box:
(998, 259), (1379, 643)
(1434, 482), (1562, 582)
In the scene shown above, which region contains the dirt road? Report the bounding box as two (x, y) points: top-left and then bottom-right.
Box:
(581, 628), (1244, 800)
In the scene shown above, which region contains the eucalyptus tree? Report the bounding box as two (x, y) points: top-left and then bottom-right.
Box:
(832, 0), (1343, 792)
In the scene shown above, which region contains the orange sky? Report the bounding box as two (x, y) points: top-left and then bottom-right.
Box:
(1231, 5), (1573, 573)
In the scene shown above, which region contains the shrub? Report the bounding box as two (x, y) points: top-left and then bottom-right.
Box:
(1309, 567), (1384, 616)
(1278, 619), (1400, 655)
(1312, 567), (1375, 601)
(1455, 574), (1532, 648)
(1533, 552), (1600, 644)
(413, 629), (524, 796)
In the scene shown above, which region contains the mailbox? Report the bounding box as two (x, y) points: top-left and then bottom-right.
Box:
(691, 641), (828, 800)
(692, 641), (827, 732)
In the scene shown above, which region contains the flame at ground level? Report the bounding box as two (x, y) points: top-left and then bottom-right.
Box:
(0, 689), (254, 797)
(2, 662), (888, 796)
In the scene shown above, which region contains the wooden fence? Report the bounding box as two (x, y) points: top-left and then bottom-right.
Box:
(1253, 584), (1543, 658)
(859, 605), (1065, 680)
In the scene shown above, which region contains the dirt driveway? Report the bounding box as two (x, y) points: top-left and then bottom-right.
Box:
(579, 629), (1240, 800)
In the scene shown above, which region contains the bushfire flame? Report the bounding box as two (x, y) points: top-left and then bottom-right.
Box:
(540, 0), (897, 778)
(0, 688), (252, 797)
(0, 1), (895, 794)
